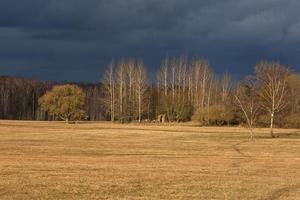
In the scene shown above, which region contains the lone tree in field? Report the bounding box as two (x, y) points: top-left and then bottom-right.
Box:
(255, 61), (290, 137)
(39, 85), (86, 123)
(235, 77), (259, 140)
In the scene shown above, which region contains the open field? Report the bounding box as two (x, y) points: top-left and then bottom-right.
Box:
(0, 121), (300, 199)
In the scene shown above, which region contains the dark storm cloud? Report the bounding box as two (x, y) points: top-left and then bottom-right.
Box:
(0, 0), (300, 81)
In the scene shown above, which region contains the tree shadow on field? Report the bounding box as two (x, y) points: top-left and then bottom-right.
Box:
(276, 131), (300, 139)
(252, 131), (300, 139)
(265, 183), (300, 200)
(231, 140), (253, 158)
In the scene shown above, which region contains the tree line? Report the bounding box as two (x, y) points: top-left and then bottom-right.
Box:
(1, 57), (299, 133)
(101, 57), (300, 135)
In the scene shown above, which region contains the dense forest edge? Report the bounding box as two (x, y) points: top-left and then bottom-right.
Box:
(0, 57), (299, 132)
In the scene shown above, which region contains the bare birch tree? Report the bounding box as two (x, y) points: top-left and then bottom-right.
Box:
(116, 60), (126, 122)
(235, 77), (259, 140)
(221, 72), (231, 104)
(135, 60), (148, 122)
(103, 62), (116, 121)
(255, 61), (290, 137)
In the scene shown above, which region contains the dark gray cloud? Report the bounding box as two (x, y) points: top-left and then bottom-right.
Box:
(0, 0), (300, 81)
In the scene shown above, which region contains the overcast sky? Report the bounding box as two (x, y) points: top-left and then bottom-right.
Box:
(0, 0), (300, 82)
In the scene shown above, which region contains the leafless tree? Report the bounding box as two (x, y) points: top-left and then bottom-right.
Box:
(235, 77), (259, 140)
(221, 72), (231, 104)
(103, 62), (116, 122)
(255, 61), (290, 137)
(161, 58), (169, 97)
(116, 60), (126, 122)
(135, 60), (148, 122)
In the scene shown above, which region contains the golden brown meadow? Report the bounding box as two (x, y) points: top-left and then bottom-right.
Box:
(0, 121), (300, 199)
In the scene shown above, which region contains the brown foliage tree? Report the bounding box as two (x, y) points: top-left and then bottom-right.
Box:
(39, 85), (86, 123)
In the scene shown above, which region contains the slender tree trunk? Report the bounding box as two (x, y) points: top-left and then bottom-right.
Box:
(207, 77), (213, 112)
(235, 95), (255, 140)
(201, 68), (207, 109)
(111, 84), (115, 122)
(249, 128), (253, 140)
(32, 92), (35, 120)
(138, 88), (141, 123)
(119, 71), (123, 123)
(270, 112), (275, 138)
(171, 66), (175, 103)
(270, 93), (275, 138)
(163, 61), (168, 97)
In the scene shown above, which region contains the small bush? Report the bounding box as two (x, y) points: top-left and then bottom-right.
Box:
(192, 105), (234, 126)
(283, 113), (300, 128)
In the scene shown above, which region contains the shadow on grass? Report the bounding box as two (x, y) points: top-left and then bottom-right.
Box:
(254, 131), (300, 139)
(265, 183), (300, 200)
(277, 131), (300, 138)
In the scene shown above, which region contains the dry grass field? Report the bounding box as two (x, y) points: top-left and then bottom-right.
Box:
(0, 121), (300, 199)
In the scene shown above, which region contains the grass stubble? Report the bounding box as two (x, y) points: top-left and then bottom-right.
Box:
(0, 120), (300, 199)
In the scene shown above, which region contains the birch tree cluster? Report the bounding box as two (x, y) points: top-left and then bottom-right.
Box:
(155, 56), (233, 124)
(103, 58), (148, 122)
(102, 57), (300, 135)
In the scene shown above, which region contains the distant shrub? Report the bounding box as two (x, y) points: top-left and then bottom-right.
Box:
(192, 105), (234, 126)
(283, 113), (300, 128)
